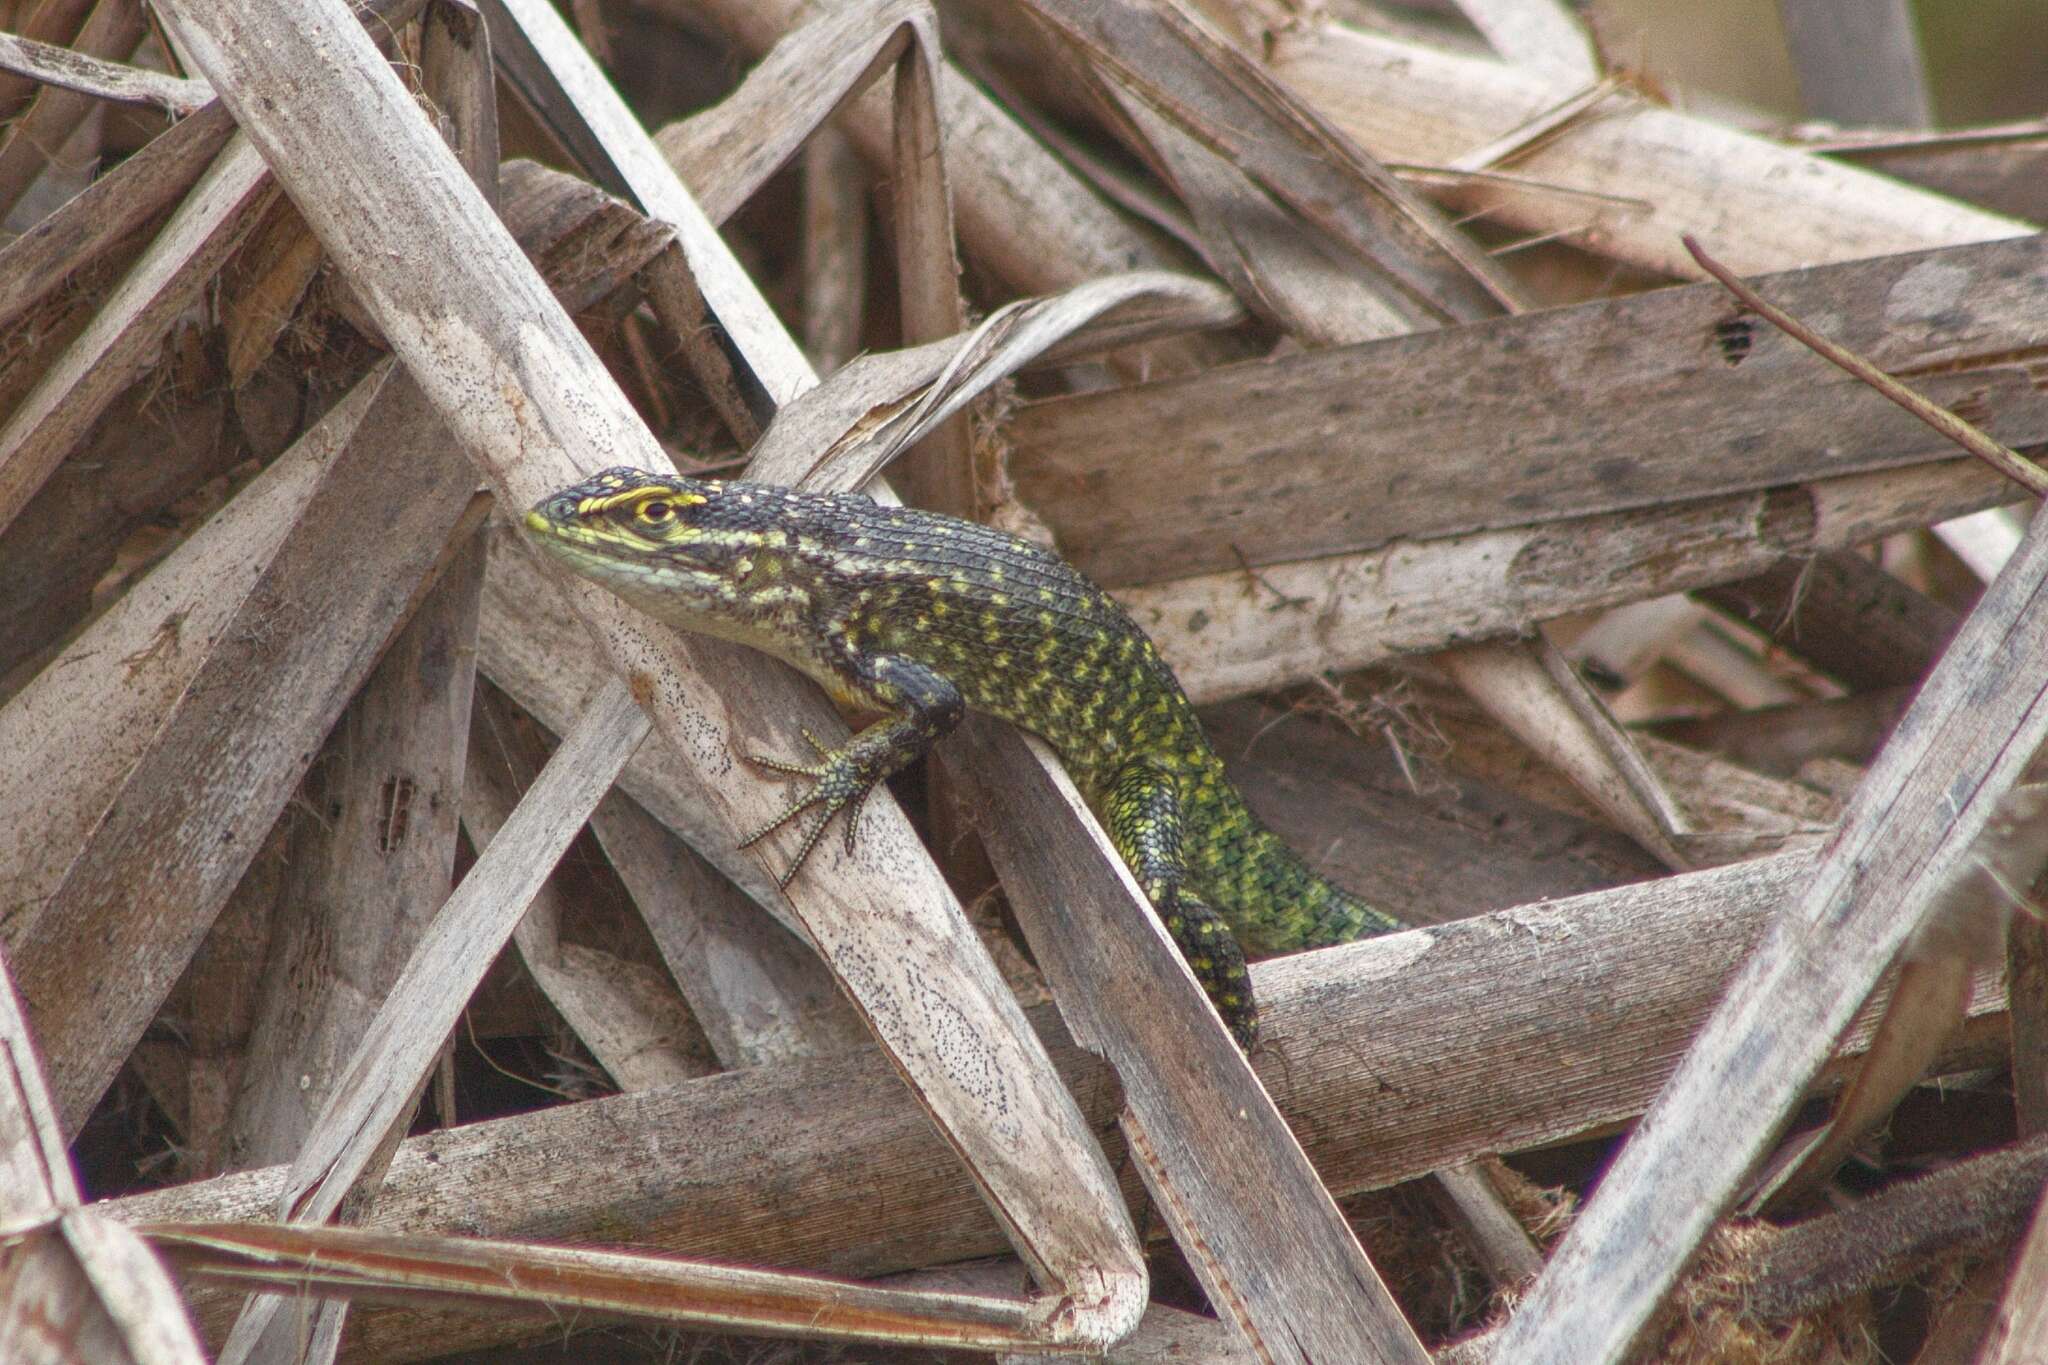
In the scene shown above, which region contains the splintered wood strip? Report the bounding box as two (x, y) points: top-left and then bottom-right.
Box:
(275, 679), (649, 1229)
(1009, 233), (2048, 589)
(0, 949), (208, 1365)
(99, 850), (2015, 1358)
(1135, 458), (2012, 705)
(1492, 449), (2048, 1362)
(954, 721), (1429, 1363)
(1267, 24), (2031, 279)
(0, 0), (96, 115)
(1439, 639), (1690, 867)
(652, 0), (924, 231)
(0, 949), (76, 1217)
(420, 0), (501, 204)
(665, 0), (1194, 298)
(463, 685), (715, 1089)
(144, 1222), (1057, 1353)
(663, 0), (1243, 380)
(158, 0), (1148, 1344)
(0, 369), (382, 938)
(226, 535), (486, 1171)
(876, 5), (971, 513)
(1023, 0), (1519, 328)
(8, 376), (487, 1135)
(0, 30), (211, 115)
(0, 98), (230, 335)
(0, 0), (149, 221)
(586, 781), (866, 1068)
(485, 0), (812, 397)
(1696, 550), (1960, 693)
(0, 131), (274, 537)
(801, 128), (868, 374)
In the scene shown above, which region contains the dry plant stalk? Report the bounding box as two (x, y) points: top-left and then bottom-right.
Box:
(6, 0), (2048, 1358)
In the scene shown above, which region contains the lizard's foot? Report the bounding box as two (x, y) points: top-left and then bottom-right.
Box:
(1158, 884), (1259, 1050)
(738, 730), (879, 886)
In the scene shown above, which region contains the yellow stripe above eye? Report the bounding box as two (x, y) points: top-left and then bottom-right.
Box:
(575, 487), (708, 517)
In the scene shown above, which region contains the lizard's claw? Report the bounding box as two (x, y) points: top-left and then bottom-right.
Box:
(738, 735), (877, 885)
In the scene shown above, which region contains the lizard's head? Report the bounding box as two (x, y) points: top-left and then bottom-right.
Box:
(524, 466), (750, 623)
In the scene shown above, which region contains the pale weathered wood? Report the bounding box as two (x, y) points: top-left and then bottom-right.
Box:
(0, 131), (274, 536)
(1446, 0), (1598, 83)
(98, 848), (2017, 1358)
(275, 681), (649, 1228)
(463, 686), (714, 1088)
(216, 680), (651, 1364)
(0, 948), (208, 1365)
(227, 536), (485, 1170)
(1009, 234), (2048, 588)
(656, 0), (1207, 310)
(0, 97), (231, 335)
(157, 0), (1148, 1344)
(1492, 449), (2048, 1360)
(1130, 458), (2011, 704)
(1268, 23), (2028, 279)
(1023, 0), (1518, 330)
(1440, 638), (1691, 867)
(585, 780), (865, 1067)
(0, 0), (148, 221)
(955, 720), (1428, 1363)
(0, 372), (371, 933)
(8, 373), (486, 1133)
(0, 30), (210, 116)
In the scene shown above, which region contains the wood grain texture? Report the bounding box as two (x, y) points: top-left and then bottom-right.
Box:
(1010, 235), (2048, 587)
(1270, 23), (2028, 280)
(100, 849), (2016, 1359)
(1494, 468), (2048, 1362)
(10, 374), (483, 1134)
(1131, 457), (2012, 704)
(954, 719), (1427, 1364)
(155, 0), (1146, 1342)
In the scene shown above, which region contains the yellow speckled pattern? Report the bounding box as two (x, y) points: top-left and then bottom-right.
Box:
(526, 467), (1400, 1045)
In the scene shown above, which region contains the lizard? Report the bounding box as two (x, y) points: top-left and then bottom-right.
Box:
(524, 466), (1400, 1045)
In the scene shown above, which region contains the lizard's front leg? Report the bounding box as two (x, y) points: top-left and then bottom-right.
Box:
(740, 653), (963, 885)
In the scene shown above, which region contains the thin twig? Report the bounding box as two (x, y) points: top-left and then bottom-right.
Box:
(1683, 234), (2048, 498)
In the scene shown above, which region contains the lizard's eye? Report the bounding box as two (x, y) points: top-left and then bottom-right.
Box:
(639, 500), (675, 524)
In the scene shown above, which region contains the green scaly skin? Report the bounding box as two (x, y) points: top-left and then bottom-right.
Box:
(525, 467), (1400, 1046)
